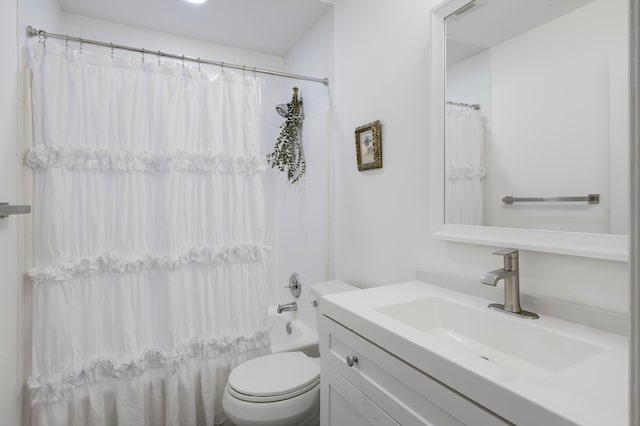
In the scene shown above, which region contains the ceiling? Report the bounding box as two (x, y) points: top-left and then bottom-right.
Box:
(446, 0), (594, 66)
(58, 0), (333, 56)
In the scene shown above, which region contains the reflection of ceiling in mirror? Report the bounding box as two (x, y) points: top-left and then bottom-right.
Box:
(446, 39), (485, 66)
(446, 0), (594, 66)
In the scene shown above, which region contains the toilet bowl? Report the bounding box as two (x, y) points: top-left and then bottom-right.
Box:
(223, 352), (320, 426)
(222, 280), (358, 426)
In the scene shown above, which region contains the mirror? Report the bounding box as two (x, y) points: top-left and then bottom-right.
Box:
(443, 0), (628, 235)
(431, 0), (630, 261)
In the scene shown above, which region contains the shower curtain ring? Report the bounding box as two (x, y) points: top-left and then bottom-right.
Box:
(197, 58), (201, 72)
(221, 62), (225, 75)
(253, 67), (257, 78)
(182, 54), (185, 68)
(65, 34), (69, 51)
(110, 43), (114, 59)
(79, 37), (83, 53)
(157, 51), (161, 65)
(141, 48), (145, 63)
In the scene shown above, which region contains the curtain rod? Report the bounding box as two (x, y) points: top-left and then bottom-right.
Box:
(446, 101), (480, 110)
(26, 26), (329, 86)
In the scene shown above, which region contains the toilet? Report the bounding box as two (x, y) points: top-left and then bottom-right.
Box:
(222, 280), (358, 426)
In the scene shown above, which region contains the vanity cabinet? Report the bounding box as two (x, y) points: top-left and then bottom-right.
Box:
(319, 315), (508, 426)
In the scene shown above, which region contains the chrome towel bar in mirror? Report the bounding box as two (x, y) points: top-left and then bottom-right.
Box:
(502, 194), (600, 205)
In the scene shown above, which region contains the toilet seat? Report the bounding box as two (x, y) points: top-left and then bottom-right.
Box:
(227, 377), (320, 403)
(226, 352), (320, 403)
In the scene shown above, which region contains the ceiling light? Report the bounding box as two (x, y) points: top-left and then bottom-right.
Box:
(184, 0), (207, 4)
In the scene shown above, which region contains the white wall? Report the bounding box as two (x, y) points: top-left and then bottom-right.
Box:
(334, 0), (433, 287)
(23, 0), (61, 32)
(0, 0), (21, 422)
(333, 0), (628, 315)
(268, 10), (334, 328)
(489, 0), (626, 233)
(446, 51), (491, 117)
(57, 16), (284, 72)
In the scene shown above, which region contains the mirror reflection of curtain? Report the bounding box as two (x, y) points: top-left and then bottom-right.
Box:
(445, 105), (486, 225)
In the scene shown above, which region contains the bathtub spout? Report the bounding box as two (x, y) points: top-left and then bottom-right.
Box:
(276, 302), (297, 313)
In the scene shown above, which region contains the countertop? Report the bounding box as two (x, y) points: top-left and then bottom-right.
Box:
(320, 280), (628, 426)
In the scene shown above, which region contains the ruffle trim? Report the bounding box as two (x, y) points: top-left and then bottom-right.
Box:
(29, 244), (271, 282)
(446, 106), (483, 117)
(26, 144), (267, 174)
(446, 166), (486, 181)
(28, 330), (271, 404)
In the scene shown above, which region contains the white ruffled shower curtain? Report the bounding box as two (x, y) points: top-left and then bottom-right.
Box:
(26, 42), (270, 425)
(445, 105), (486, 225)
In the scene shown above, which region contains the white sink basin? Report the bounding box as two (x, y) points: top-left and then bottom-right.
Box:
(375, 297), (602, 376)
(321, 281), (628, 426)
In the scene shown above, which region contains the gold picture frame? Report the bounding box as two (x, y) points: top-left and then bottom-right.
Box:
(355, 120), (382, 171)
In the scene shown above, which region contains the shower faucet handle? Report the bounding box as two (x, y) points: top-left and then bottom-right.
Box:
(283, 273), (301, 298)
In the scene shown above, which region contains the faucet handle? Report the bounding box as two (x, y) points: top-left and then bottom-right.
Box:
(492, 248), (518, 258)
(283, 273), (301, 298)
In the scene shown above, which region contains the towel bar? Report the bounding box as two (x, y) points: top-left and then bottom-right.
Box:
(502, 194), (600, 205)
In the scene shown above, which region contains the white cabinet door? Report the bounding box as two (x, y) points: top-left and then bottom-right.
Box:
(320, 315), (509, 426)
(321, 362), (399, 426)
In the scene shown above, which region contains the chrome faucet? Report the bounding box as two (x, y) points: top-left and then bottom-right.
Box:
(276, 301), (297, 313)
(481, 248), (539, 319)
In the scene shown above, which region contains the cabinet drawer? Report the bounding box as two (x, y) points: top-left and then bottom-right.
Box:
(320, 315), (509, 426)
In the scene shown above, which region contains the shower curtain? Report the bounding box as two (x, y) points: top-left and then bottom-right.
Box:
(26, 42), (270, 426)
(445, 105), (486, 225)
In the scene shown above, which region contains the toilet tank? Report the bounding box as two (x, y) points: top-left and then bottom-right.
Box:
(310, 280), (358, 325)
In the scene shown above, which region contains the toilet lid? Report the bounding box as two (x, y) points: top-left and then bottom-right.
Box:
(228, 352), (320, 399)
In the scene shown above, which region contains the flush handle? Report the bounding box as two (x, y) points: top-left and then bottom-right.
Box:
(346, 355), (358, 367)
